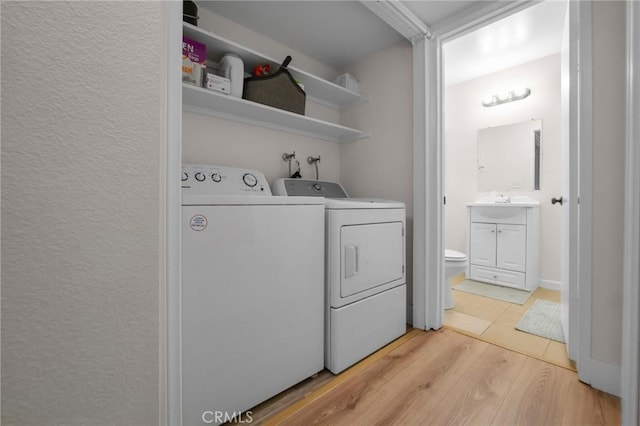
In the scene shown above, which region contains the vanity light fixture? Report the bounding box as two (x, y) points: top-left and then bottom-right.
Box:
(482, 87), (531, 107)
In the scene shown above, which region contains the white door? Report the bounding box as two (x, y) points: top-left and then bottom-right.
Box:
(496, 224), (527, 272)
(469, 223), (497, 267)
(559, 1), (576, 359)
(340, 222), (404, 298)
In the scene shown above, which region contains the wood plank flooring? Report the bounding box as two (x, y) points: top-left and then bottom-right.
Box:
(258, 329), (620, 426)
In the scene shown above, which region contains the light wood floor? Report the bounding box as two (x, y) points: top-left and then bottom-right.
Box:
(239, 328), (619, 425)
(444, 276), (575, 370)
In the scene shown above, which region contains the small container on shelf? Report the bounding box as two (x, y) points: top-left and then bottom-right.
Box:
(334, 73), (360, 93)
(183, 0), (199, 26)
(182, 36), (206, 87)
(205, 73), (231, 94)
(203, 61), (231, 95)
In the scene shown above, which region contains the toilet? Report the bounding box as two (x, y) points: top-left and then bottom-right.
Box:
(444, 249), (468, 309)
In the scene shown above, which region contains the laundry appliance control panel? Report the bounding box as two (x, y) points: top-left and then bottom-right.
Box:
(182, 164), (272, 195)
(272, 178), (348, 198)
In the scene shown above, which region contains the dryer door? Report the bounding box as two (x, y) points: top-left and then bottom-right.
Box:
(340, 222), (404, 298)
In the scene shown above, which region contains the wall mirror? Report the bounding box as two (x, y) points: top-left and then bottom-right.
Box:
(477, 120), (542, 192)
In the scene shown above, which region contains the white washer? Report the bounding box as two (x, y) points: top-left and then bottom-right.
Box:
(273, 179), (406, 374)
(181, 165), (325, 425)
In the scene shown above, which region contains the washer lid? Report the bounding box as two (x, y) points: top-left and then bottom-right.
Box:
(324, 197), (405, 209)
(445, 249), (467, 260)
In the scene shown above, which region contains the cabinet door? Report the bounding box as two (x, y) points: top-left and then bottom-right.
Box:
(496, 224), (526, 272)
(470, 223), (497, 267)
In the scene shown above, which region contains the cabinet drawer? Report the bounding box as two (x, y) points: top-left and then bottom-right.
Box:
(469, 265), (526, 289)
(470, 207), (526, 225)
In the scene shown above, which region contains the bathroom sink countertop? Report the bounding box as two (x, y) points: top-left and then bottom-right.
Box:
(467, 196), (540, 207)
(467, 201), (540, 207)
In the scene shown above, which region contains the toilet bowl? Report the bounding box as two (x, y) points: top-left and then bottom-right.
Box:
(444, 249), (468, 309)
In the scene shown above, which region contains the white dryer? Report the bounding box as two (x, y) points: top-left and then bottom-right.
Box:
(181, 166), (325, 425)
(273, 179), (406, 374)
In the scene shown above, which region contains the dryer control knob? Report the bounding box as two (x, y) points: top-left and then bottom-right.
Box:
(195, 172), (205, 182)
(243, 173), (258, 187)
(182, 172), (188, 182)
(313, 183), (322, 192)
(211, 172), (222, 182)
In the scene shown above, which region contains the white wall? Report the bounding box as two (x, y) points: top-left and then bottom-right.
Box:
(182, 7), (343, 184)
(1, 2), (165, 425)
(444, 54), (562, 285)
(340, 42), (414, 315)
(590, 0), (625, 367)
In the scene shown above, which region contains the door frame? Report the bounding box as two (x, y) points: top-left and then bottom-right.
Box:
(165, 2), (183, 426)
(621, 0), (640, 423)
(414, 0), (589, 371)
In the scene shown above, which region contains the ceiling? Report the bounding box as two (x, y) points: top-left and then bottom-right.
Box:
(198, 1), (475, 69)
(199, 1), (567, 85)
(443, 0), (567, 86)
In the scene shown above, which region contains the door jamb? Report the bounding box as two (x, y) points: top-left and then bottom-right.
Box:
(621, 0), (640, 423)
(165, 2), (183, 425)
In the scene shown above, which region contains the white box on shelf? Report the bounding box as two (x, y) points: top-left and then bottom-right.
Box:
(206, 73), (231, 94)
(334, 73), (360, 93)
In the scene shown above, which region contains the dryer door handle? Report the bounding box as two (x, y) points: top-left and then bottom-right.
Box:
(345, 245), (359, 278)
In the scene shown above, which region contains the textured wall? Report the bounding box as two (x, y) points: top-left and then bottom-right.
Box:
(1, 2), (165, 425)
(590, 0), (626, 366)
(444, 54), (562, 284)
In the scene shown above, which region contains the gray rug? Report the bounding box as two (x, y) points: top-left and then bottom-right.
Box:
(453, 280), (532, 305)
(516, 299), (565, 343)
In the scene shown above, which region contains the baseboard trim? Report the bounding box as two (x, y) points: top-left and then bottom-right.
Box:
(580, 357), (621, 397)
(539, 279), (561, 291)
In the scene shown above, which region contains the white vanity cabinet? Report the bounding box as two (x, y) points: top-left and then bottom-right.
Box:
(467, 204), (540, 290)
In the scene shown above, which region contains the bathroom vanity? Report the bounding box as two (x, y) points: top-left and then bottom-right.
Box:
(467, 200), (540, 291)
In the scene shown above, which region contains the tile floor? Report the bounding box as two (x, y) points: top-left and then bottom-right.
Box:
(444, 275), (576, 371)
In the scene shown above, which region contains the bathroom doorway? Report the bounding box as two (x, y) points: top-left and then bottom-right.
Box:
(440, 0), (573, 368)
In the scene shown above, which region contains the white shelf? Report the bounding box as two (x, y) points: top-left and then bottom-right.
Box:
(183, 23), (366, 109)
(183, 84), (368, 143)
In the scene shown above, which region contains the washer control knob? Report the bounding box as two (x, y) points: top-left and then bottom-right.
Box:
(243, 173), (258, 187)
(211, 172), (222, 182)
(194, 172), (205, 182)
(313, 183), (322, 192)
(182, 172), (188, 182)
